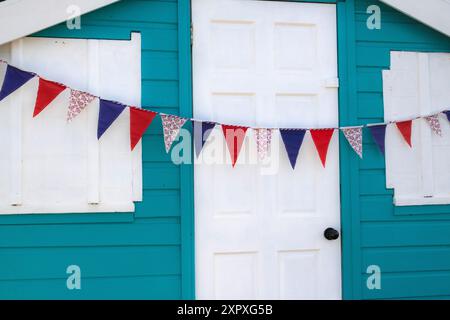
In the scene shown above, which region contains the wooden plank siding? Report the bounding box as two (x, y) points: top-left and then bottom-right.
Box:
(349, 0), (450, 300)
(0, 0), (193, 299)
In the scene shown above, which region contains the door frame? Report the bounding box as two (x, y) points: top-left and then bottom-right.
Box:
(186, 0), (359, 300)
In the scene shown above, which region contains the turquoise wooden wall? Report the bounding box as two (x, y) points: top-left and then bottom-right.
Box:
(341, 0), (450, 300)
(0, 0), (194, 299)
(1, 0), (450, 300)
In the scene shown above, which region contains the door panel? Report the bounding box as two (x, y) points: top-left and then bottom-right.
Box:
(193, 0), (341, 300)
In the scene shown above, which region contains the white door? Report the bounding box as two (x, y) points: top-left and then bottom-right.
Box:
(193, 0), (341, 300)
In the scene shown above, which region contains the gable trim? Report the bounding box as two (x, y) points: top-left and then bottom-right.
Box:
(380, 0), (450, 37)
(0, 0), (119, 45)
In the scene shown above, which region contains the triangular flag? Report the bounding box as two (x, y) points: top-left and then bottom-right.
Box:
(369, 124), (387, 155)
(97, 99), (126, 139)
(255, 128), (273, 161)
(67, 89), (96, 122)
(193, 121), (216, 158)
(222, 125), (248, 167)
(425, 115), (442, 136)
(341, 127), (363, 159)
(161, 114), (188, 153)
(0, 65), (35, 101)
(33, 78), (66, 117)
(130, 108), (157, 151)
(395, 120), (412, 147)
(310, 129), (335, 167)
(280, 129), (306, 169)
(444, 110), (450, 122)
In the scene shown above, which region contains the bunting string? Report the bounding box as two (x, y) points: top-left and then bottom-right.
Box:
(0, 60), (449, 168)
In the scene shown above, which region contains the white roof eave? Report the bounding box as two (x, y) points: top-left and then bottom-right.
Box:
(0, 0), (119, 46)
(0, 0), (448, 46)
(380, 0), (450, 38)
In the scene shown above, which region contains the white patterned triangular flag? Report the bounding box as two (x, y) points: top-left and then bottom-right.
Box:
(341, 126), (363, 159)
(254, 128), (272, 161)
(425, 114), (442, 136)
(67, 89), (96, 122)
(161, 114), (187, 153)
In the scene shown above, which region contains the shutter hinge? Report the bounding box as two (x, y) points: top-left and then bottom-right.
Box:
(190, 23), (194, 46)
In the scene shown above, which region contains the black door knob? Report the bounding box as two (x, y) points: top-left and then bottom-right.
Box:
(324, 228), (340, 240)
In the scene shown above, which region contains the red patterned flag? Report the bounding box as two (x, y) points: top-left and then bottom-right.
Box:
(33, 78), (66, 117)
(310, 129), (335, 167)
(130, 108), (157, 151)
(67, 89), (96, 122)
(425, 115), (442, 137)
(395, 120), (413, 147)
(161, 114), (188, 153)
(255, 128), (272, 161)
(341, 126), (363, 159)
(222, 125), (248, 167)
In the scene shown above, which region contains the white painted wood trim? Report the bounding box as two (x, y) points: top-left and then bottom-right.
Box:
(382, 69), (394, 189)
(0, 0), (119, 46)
(380, 0), (450, 37)
(0, 202), (134, 215)
(394, 196), (450, 206)
(130, 33), (143, 202)
(417, 53), (434, 198)
(87, 39), (101, 205)
(8, 39), (25, 206)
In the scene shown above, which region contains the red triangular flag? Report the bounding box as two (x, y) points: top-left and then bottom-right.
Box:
(396, 120), (412, 147)
(222, 125), (248, 167)
(130, 107), (157, 151)
(33, 78), (66, 117)
(310, 129), (335, 167)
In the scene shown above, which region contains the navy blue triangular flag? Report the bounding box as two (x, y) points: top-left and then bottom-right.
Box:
(369, 124), (387, 155)
(280, 129), (306, 169)
(98, 99), (126, 139)
(0, 65), (35, 101)
(444, 110), (450, 122)
(193, 121), (216, 158)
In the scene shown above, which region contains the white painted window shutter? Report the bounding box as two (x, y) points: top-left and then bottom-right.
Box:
(0, 33), (142, 214)
(383, 51), (450, 206)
